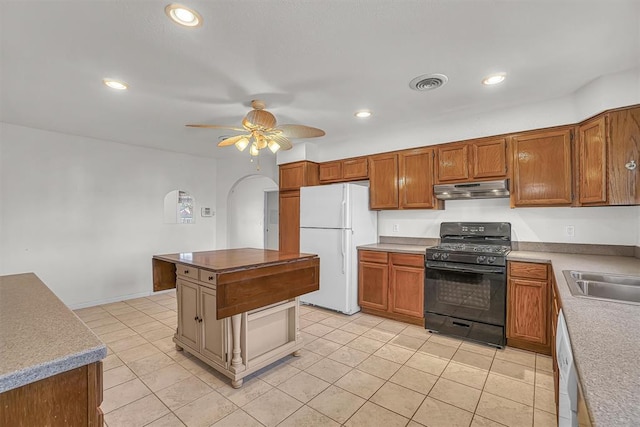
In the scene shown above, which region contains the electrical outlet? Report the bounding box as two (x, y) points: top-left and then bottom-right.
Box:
(565, 225), (575, 237)
(393, 224), (400, 233)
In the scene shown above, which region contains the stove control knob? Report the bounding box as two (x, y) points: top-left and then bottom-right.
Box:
(477, 256), (487, 263)
(487, 256), (497, 264)
(441, 253), (449, 260)
(432, 253), (441, 260)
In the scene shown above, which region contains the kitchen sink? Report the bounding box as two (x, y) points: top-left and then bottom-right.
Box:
(563, 270), (640, 305)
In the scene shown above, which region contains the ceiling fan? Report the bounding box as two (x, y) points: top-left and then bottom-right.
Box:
(186, 100), (325, 155)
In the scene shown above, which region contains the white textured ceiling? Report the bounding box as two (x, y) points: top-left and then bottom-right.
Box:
(1, 0), (638, 159)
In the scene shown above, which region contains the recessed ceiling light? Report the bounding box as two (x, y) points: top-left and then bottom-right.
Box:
(103, 79), (128, 90)
(355, 110), (372, 118)
(482, 73), (506, 85)
(165, 4), (203, 27)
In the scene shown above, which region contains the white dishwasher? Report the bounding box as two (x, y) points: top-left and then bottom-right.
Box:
(556, 309), (578, 427)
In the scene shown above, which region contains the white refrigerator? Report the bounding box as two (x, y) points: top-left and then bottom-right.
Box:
(299, 183), (378, 314)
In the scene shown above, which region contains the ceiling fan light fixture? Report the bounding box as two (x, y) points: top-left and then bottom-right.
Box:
(268, 140), (281, 153)
(103, 79), (128, 90)
(165, 4), (203, 27)
(249, 144), (260, 156)
(354, 110), (372, 118)
(482, 73), (506, 85)
(234, 137), (249, 152)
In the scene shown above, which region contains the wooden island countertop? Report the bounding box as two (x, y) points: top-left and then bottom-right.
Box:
(153, 248), (320, 319)
(152, 248), (320, 388)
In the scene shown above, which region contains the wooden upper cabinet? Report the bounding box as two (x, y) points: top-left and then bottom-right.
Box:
(608, 107), (640, 205)
(436, 143), (469, 182)
(470, 138), (508, 179)
(319, 157), (368, 183)
(279, 161), (319, 191)
(512, 128), (573, 207)
(342, 157), (368, 180)
(369, 153), (399, 209)
(399, 148), (440, 209)
(319, 161), (342, 182)
(578, 115), (607, 205)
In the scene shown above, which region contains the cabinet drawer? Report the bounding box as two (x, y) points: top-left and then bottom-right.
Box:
(509, 262), (548, 280)
(176, 264), (199, 281)
(199, 269), (217, 287)
(359, 250), (388, 263)
(390, 253), (424, 268)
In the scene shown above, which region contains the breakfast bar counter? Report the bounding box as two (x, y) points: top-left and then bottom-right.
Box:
(152, 248), (320, 387)
(0, 273), (106, 425)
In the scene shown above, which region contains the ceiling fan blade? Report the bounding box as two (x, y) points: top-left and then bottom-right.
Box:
(217, 135), (249, 147)
(243, 110), (277, 129)
(270, 134), (293, 150)
(186, 124), (246, 132)
(277, 124), (325, 138)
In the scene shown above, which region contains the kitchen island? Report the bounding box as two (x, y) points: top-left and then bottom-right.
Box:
(152, 248), (319, 388)
(0, 273), (106, 426)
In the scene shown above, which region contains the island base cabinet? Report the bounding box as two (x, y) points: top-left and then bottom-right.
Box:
(0, 361), (103, 427)
(174, 274), (302, 388)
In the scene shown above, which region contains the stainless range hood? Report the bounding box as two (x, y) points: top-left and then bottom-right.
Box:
(434, 179), (509, 200)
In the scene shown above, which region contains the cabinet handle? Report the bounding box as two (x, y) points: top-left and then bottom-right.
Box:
(625, 159), (637, 171)
(184, 270), (189, 274)
(208, 276), (214, 281)
(198, 318), (203, 323)
(194, 316), (199, 321)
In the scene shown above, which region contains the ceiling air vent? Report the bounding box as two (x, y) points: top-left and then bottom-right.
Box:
(409, 73), (449, 91)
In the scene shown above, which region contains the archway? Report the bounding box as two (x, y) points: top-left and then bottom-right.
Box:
(227, 175), (278, 249)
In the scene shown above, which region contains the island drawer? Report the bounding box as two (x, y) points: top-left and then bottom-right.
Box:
(176, 264), (199, 281)
(199, 269), (217, 286)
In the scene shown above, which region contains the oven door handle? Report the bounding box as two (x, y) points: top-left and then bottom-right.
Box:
(426, 263), (505, 275)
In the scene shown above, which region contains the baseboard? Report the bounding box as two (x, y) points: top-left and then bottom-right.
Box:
(68, 288), (175, 310)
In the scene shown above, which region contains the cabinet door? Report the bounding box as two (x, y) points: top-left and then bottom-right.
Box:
(578, 116), (607, 204)
(390, 262), (424, 319)
(507, 278), (548, 345)
(176, 279), (199, 350)
(369, 153), (399, 209)
(279, 163), (305, 191)
(436, 143), (469, 182)
(342, 158), (368, 180)
(399, 148), (437, 209)
(200, 286), (226, 367)
(471, 138), (508, 179)
(608, 107), (640, 205)
(358, 261), (389, 311)
(512, 128), (573, 206)
(279, 191), (300, 253)
(319, 161), (342, 183)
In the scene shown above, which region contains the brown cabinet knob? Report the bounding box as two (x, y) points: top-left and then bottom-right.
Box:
(208, 276), (214, 281)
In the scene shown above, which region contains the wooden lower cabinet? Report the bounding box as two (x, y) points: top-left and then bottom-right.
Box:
(506, 261), (551, 355)
(0, 361), (103, 427)
(358, 250), (424, 325)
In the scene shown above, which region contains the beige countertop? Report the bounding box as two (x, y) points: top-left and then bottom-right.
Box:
(507, 251), (640, 426)
(0, 273), (107, 393)
(357, 243), (431, 255)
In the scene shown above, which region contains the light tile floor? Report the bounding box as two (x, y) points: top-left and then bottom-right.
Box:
(75, 292), (558, 427)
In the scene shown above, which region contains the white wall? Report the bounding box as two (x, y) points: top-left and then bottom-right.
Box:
(215, 154), (278, 249)
(227, 175), (278, 248)
(0, 123), (217, 307)
(379, 199), (639, 245)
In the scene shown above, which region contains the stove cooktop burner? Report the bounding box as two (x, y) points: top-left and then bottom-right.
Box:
(431, 243), (511, 255)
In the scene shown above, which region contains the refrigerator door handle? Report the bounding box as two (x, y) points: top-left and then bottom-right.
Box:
(341, 230), (346, 274)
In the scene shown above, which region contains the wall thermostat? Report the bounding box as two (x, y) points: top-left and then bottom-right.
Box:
(201, 207), (214, 217)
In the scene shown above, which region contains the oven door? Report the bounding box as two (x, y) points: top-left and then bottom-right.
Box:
(424, 261), (506, 326)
